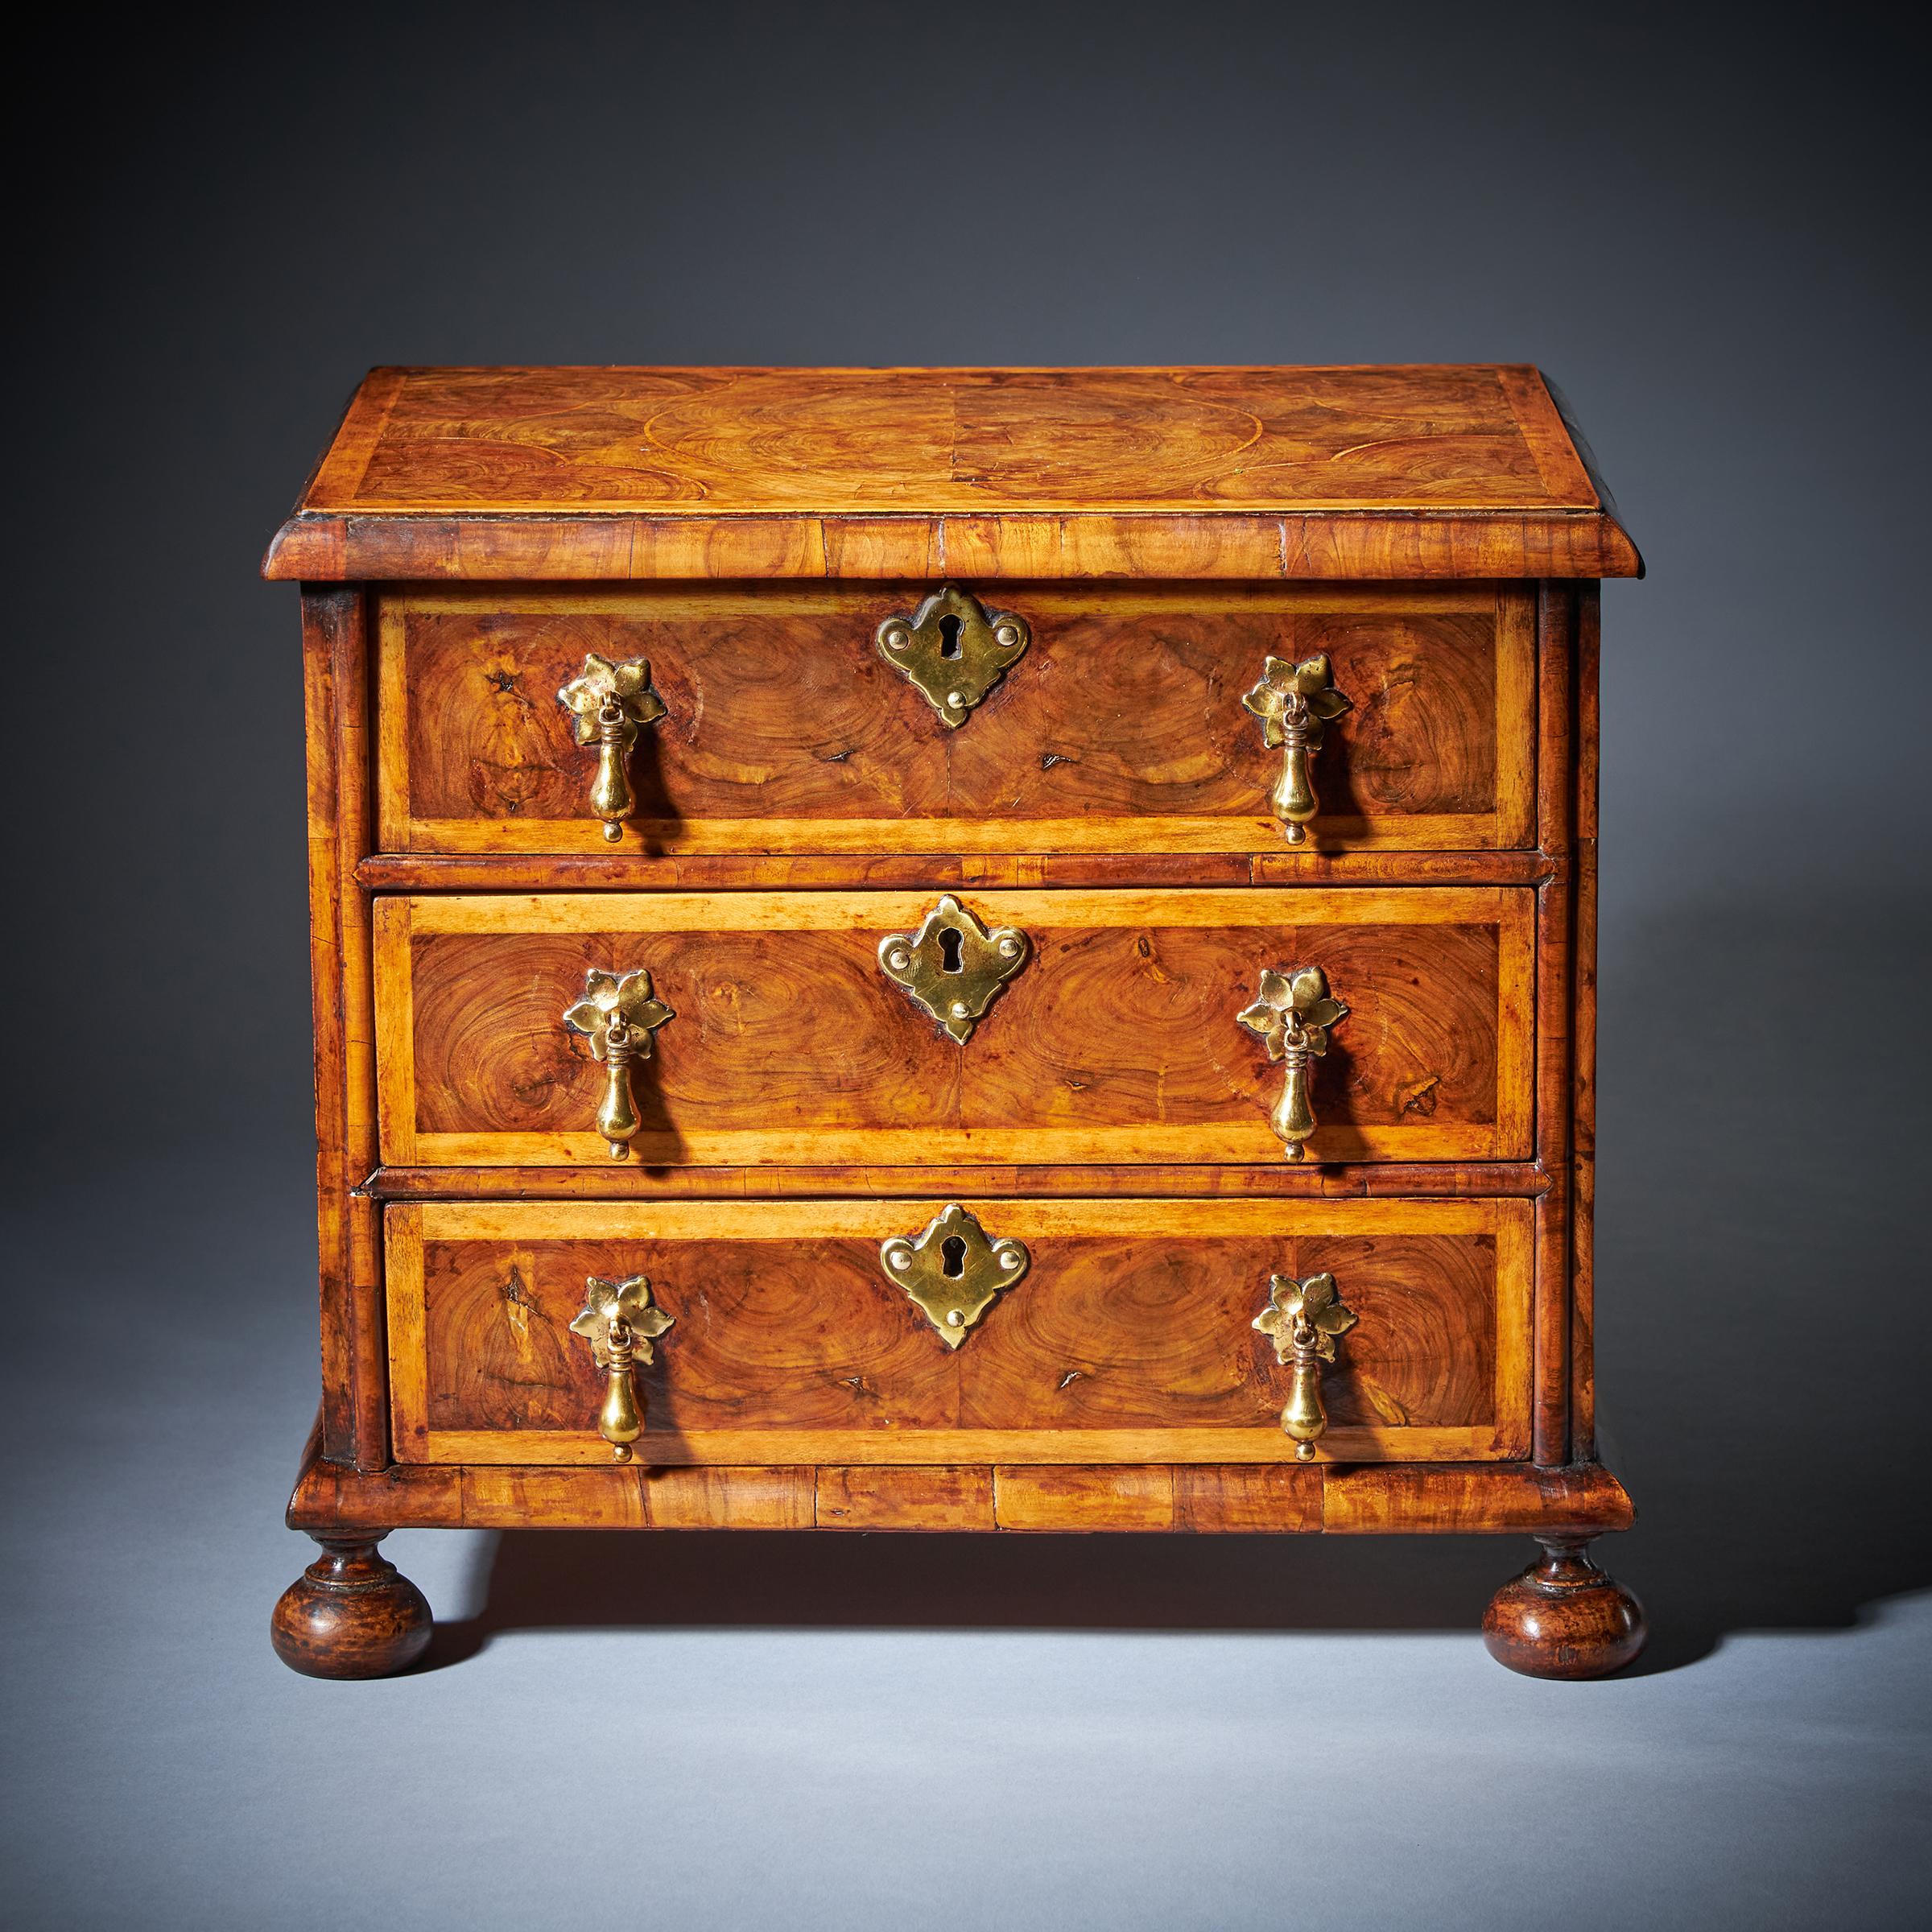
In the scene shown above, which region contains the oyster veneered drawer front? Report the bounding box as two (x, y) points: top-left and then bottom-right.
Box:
(375, 583), (1536, 855)
(385, 1198), (1534, 1468)
(372, 887), (1534, 1167)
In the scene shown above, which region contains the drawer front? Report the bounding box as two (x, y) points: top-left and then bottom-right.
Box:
(377, 584), (1535, 855)
(373, 887), (1534, 1167)
(386, 1199), (1534, 1466)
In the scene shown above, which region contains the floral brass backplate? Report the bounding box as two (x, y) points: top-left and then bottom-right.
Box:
(555, 653), (667, 744)
(560, 968), (675, 1062)
(879, 1204), (1030, 1348)
(1253, 1270), (1356, 1366)
(875, 584), (1030, 724)
(568, 1274), (675, 1369)
(877, 895), (1029, 1042)
(1236, 965), (1347, 1062)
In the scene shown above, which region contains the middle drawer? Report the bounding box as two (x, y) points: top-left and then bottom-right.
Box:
(373, 887), (1533, 1168)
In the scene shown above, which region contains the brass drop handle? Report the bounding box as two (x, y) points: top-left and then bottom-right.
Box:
(1236, 966), (1348, 1162)
(556, 653), (668, 842)
(1241, 653), (1352, 844)
(561, 968), (675, 1159)
(597, 1013), (644, 1155)
(569, 1274), (675, 1462)
(1253, 1271), (1357, 1459)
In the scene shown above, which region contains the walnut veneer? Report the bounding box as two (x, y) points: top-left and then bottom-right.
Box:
(268, 364), (1645, 1678)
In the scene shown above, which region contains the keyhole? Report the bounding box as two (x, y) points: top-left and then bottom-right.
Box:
(938, 613), (964, 659)
(941, 1235), (966, 1278)
(939, 927), (964, 972)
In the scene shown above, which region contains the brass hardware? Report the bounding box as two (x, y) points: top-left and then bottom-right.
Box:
(1253, 1270), (1357, 1459)
(556, 653), (668, 841)
(1241, 653), (1352, 844)
(878, 895), (1029, 1042)
(569, 1274), (674, 1462)
(876, 584), (1030, 724)
(879, 1203), (1029, 1348)
(1236, 966), (1348, 1162)
(561, 968), (675, 1158)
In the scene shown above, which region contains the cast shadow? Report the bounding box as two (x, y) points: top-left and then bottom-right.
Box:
(423, 1529), (1521, 1670)
(623, 720), (680, 858)
(1576, 892), (1930, 1670)
(427, 893), (1928, 1676)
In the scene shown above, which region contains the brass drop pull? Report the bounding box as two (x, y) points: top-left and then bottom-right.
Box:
(556, 653), (668, 842)
(1253, 1271), (1357, 1459)
(1237, 966), (1348, 1162)
(561, 968), (675, 1158)
(569, 1274), (675, 1462)
(1241, 653), (1352, 844)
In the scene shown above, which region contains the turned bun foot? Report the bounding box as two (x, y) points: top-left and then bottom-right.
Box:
(271, 1536), (431, 1679)
(1483, 1536), (1646, 1679)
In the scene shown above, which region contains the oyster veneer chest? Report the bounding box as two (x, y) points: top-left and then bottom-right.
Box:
(265, 365), (1645, 1678)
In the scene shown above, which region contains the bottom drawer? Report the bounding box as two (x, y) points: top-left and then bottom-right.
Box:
(386, 1198), (1533, 1468)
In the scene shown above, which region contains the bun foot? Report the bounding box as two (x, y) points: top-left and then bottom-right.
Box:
(1483, 1536), (1646, 1679)
(271, 1536), (431, 1679)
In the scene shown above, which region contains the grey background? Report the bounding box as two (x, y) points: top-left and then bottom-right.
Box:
(5, 3), (1928, 1927)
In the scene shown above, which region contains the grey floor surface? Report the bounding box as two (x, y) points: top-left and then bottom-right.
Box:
(3, 1137), (1928, 1932)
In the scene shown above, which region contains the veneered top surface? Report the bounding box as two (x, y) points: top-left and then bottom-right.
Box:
(266, 365), (1638, 580)
(300, 364), (1603, 513)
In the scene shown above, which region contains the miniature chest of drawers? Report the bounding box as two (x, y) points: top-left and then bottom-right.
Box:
(266, 365), (1645, 1679)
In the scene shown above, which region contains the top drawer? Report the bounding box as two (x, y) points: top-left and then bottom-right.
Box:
(375, 583), (1536, 857)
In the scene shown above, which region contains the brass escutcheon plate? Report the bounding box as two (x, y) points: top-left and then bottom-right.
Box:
(877, 894), (1029, 1042)
(879, 1204), (1030, 1348)
(876, 584), (1030, 724)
